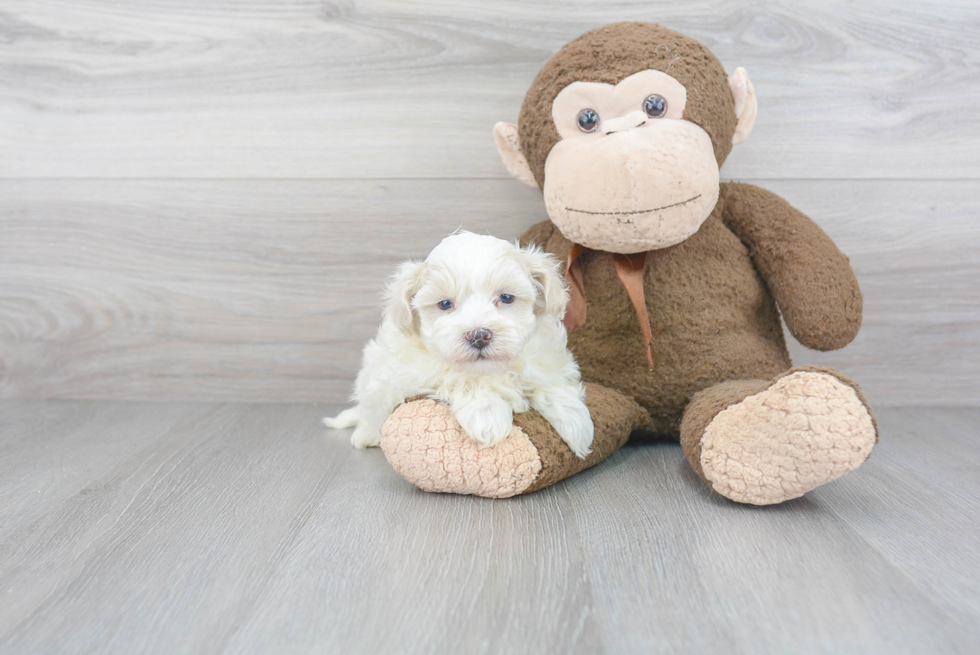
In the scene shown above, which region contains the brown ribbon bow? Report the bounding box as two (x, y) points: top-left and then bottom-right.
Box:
(564, 244), (655, 368)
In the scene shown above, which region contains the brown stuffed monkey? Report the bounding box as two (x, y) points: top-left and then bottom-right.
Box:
(379, 22), (878, 505)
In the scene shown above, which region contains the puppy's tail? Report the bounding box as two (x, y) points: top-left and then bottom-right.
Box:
(324, 408), (359, 429)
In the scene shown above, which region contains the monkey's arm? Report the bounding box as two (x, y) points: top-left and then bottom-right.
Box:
(519, 220), (577, 266)
(519, 220), (556, 249)
(721, 182), (862, 351)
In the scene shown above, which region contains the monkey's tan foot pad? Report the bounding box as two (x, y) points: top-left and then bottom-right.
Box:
(697, 369), (878, 506)
(379, 383), (646, 498)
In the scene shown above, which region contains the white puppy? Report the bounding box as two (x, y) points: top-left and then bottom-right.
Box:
(324, 231), (594, 458)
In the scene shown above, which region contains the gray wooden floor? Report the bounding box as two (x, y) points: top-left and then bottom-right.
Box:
(0, 402), (977, 654)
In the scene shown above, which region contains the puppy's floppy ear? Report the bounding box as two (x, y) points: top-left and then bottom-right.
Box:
(384, 260), (426, 335)
(521, 246), (568, 320)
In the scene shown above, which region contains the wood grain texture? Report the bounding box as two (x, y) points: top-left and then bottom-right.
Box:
(0, 1), (978, 405)
(0, 401), (978, 653)
(566, 446), (977, 654)
(0, 1), (977, 179)
(0, 400), (210, 541)
(814, 408), (980, 633)
(1, 178), (978, 405)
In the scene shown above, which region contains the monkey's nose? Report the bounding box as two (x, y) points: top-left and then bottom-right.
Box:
(465, 328), (493, 349)
(602, 110), (649, 135)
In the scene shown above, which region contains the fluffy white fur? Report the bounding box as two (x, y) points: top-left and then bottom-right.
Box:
(324, 231), (594, 458)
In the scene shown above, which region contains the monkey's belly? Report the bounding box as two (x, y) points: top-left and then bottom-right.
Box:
(568, 218), (792, 437)
(569, 326), (792, 437)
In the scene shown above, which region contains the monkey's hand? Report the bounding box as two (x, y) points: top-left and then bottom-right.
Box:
(721, 182), (863, 351)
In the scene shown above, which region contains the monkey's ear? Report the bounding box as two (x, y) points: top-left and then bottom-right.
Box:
(728, 67), (758, 146)
(384, 261), (426, 335)
(493, 122), (539, 189)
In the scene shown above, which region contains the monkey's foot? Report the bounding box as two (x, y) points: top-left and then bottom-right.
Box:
(681, 367), (878, 506)
(379, 384), (645, 498)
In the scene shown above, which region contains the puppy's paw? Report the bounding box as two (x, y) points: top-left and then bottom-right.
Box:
(350, 423), (382, 449)
(454, 398), (514, 448)
(548, 398), (594, 459)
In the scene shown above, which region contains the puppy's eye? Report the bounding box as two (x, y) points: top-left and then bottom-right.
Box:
(643, 94), (668, 118)
(577, 108), (599, 133)
(438, 300), (453, 311)
(499, 294), (515, 304)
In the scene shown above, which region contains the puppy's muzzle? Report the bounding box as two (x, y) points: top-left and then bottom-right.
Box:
(465, 328), (493, 350)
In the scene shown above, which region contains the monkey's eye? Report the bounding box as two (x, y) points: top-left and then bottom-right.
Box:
(438, 300), (453, 311)
(577, 108), (599, 133)
(643, 94), (668, 118)
(499, 294), (515, 304)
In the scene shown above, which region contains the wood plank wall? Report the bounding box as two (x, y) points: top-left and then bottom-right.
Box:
(1, 1), (978, 406)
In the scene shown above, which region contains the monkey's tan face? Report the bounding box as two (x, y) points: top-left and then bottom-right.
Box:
(542, 70), (720, 254)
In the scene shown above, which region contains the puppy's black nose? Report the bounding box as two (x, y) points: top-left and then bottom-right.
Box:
(465, 328), (493, 349)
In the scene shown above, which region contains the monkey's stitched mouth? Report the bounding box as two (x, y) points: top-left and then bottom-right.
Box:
(565, 194), (701, 217)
